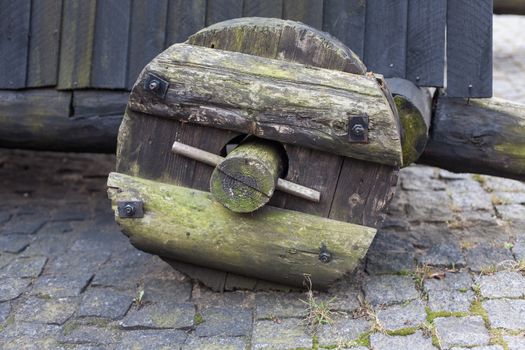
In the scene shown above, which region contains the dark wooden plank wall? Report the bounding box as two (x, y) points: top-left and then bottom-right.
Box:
(0, 0), (493, 98)
(447, 0), (493, 97)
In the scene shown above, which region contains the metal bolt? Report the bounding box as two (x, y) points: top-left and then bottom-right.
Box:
(148, 79), (160, 91)
(351, 124), (365, 136)
(123, 203), (135, 217)
(319, 251), (332, 263)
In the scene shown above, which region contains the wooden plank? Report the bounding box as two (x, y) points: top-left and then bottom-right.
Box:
(406, 0), (446, 87)
(127, 0), (169, 90)
(57, 0), (97, 89)
(447, 0), (493, 97)
(165, 0), (206, 46)
(243, 0), (283, 18)
(27, 0), (63, 87)
(364, 0), (408, 78)
(205, 0), (243, 26)
(73, 90), (129, 118)
(0, 0), (31, 89)
(323, 0), (366, 59)
(91, 0), (132, 89)
(282, 0), (323, 29)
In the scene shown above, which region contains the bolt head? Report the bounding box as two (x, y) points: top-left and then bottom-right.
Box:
(351, 124), (365, 136)
(319, 251), (332, 263)
(148, 79), (160, 91)
(123, 204), (135, 216)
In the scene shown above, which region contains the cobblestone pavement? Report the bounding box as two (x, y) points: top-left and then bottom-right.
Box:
(1, 15), (525, 350)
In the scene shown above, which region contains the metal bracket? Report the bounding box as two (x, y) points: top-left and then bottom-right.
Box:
(117, 201), (144, 218)
(348, 114), (369, 143)
(144, 73), (169, 99)
(319, 244), (332, 263)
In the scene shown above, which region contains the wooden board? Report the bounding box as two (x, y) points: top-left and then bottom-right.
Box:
(91, 0), (132, 89)
(165, 0), (206, 46)
(446, 0), (493, 98)
(243, 0), (283, 18)
(57, 0), (97, 89)
(205, 0), (243, 26)
(27, 0), (63, 87)
(0, 0), (31, 89)
(127, 0), (169, 90)
(73, 91), (129, 118)
(323, 0), (366, 59)
(406, 0), (446, 87)
(283, 0), (323, 29)
(364, 0), (408, 78)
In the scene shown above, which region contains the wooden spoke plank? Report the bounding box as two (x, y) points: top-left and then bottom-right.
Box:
(72, 90), (129, 118)
(243, 0), (283, 18)
(406, 0), (446, 87)
(323, 0), (366, 59)
(205, 0), (243, 26)
(446, 0), (493, 98)
(282, 0), (323, 29)
(0, 0), (31, 89)
(27, 0), (63, 87)
(165, 0), (206, 46)
(364, 0), (408, 78)
(91, 0), (132, 89)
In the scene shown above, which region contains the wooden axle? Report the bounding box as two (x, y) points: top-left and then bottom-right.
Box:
(171, 141), (321, 203)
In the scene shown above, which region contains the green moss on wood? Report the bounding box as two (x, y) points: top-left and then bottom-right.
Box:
(395, 95), (428, 167)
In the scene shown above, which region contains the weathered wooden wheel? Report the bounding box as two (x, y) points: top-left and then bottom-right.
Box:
(108, 18), (400, 290)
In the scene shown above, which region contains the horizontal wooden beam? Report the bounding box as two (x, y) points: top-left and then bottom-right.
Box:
(128, 43), (402, 166)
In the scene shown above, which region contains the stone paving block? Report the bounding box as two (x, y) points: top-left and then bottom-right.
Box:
(479, 271), (525, 298)
(363, 275), (419, 306)
(376, 300), (427, 330)
(36, 221), (74, 235)
(48, 250), (111, 276)
(78, 287), (134, 320)
(182, 335), (246, 350)
(0, 301), (10, 323)
(464, 246), (515, 272)
(51, 203), (91, 221)
(70, 229), (129, 254)
(120, 301), (195, 329)
(434, 316), (490, 349)
(0, 214), (46, 235)
(60, 324), (121, 345)
(0, 234), (32, 253)
(327, 282), (361, 312)
(427, 289), (475, 313)
(483, 177), (525, 193)
(116, 329), (188, 350)
(141, 277), (192, 304)
(24, 234), (75, 256)
(32, 273), (93, 298)
(514, 235), (525, 261)
(449, 189), (494, 212)
(15, 297), (78, 325)
(317, 316), (370, 347)
(366, 248), (415, 274)
(0, 253), (15, 270)
(492, 191), (525, 205)
(504, 335), (525, 350)
(0, 321), (62, 340)
(496, 204), (525, 224)
(0, 277), (31, 301)
(370, 330), (437, 350)
(0, 256), (47, 278)
(405, 190), (454, 222)
(451, 346), (504, 350)
(254, 292), (305, 320)
(195, 307), (252, 337)
(252, 318), (312, 350)
(1, 337), (59, 350)
(424, 272), (473, 292)
(483, 299), (525, 330)
(418, 241), (465, 267)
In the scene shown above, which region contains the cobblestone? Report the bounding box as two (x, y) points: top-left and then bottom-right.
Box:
(78, 287), (134, 319)
(479, 271), (525, 298)
(116, 329), (187, 350)
(31, 273), (93, 298)
(120, 301), (195, 329)
(317, 315), (370, 347)
(483, 299), (525, 330)
(376, 299), (427, 330)
(363, 275), (419, 306)
(434, 316), (490, 349)
(0, 277), (31, 301)
(195, 307), (252, 337)
(252, 318), (312, 350)
(504, 335), (525, 350)
(370, 331), (437, 350)
(182, 335), (247, 350)
(15, 297), (78, 325)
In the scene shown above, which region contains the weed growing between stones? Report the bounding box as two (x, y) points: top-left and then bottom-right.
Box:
(300, 274), (337, 333)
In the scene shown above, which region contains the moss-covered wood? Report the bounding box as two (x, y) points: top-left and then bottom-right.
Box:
(107, 172), (376, 288)
(128, 42), (402, 166)
(421, 95), (525, 181)
(210, 139), (284, 213)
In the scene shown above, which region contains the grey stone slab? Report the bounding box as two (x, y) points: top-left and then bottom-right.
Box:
(0, 234), (32, 253)
(496, 204), (525, 224)
(36, 221), (74, 235)
(117, 329), (188, 350)
(451, 346), (504, 350)
(0, 321), (62, 340)
(0, 256), (47, 278)
(514, 235), (525, 261)
(317, 316), (370, 347)
(418, 241), (465, 268)
(252, 318), (312, 350)
(464, 246), (515, 272)
(449, 188), (493, 212)
(366, 250), (415, 274)
(0, 214), (46, 235)
(370, 330), (437, 350)
(255, 292), (305, 320)
(0, 253), (15, 270)
(424, 272), (473, 292)
(504, 335), (525, 350)
(0, 277), (31, 301)
(0, 301), (11, 323)
(483, 177), (525, 193)
(78, 287), (134, 320)
(15, 297), (78, 324)
(60, 324), (121, 345)
(405, 190), (454, 222)
(141, 277), (192, 304)
(48, 250), (110, 276)
(492, 191), (525, 205)
(434, 316), (490, 349)
(182, 335), (246, 350)
(376, 300), (427, 330)
(327, 282), (362, 313)
(24, 234), (75, 256)
(120, 302), (195, 329)
(427, 289), (475, 313)
(363, 275), (419, 306)
(483, 299), (525, 330)
(195, 307), (252, 337)
(1, 337), (59, 350)
(32, 273), (93, 298)
(479, 271), (525, 298)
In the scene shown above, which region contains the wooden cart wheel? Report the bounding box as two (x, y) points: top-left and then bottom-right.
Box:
(152, 18), (399, 291)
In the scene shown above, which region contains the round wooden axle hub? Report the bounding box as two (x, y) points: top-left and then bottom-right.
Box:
(210, 139), (284, 213)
